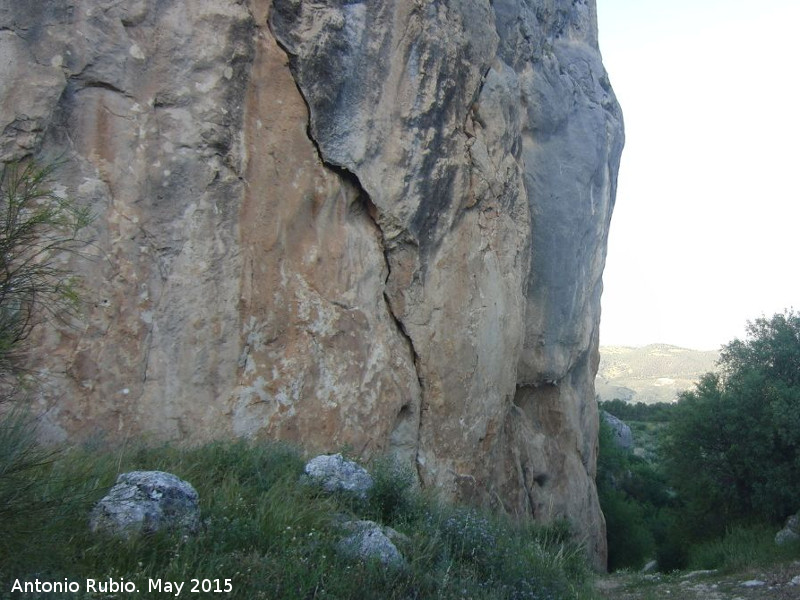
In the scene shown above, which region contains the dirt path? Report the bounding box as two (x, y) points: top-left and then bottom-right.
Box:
(596, 562), (800, 600)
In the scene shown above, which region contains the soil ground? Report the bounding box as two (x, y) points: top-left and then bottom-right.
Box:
(596, 561), (800, 600)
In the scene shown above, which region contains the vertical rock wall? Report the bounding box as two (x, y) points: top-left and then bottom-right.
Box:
(0, 0), (622, 568)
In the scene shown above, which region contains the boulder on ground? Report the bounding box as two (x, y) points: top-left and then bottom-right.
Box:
(641, 560), (658, 573)
(337, 520), (406, 567)
(601, 411), (634, 451)
(90, 470), (200, 538)
(303, 454), (373, 499)
(775, 511), (800, 546)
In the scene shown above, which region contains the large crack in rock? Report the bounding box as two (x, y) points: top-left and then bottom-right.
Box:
(263, 14), (425, 464)
(231, 4), (423, 463)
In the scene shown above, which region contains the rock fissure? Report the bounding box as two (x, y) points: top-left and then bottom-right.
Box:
(335, 169), (427, 477)
(271, 11), (427, 455)
(72, 78), (131, 100)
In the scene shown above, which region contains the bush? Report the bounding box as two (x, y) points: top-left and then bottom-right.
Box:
(663, 310), (800, 538)
(0, 159), (92, 378)
(599, 311), (800, 573)
(0, 409), (109, 576)
(599, 400), (676, 423)
(687, 524), (800, 572)
(601, 487), (655, 571)
(597, 418), (675, 571)
(365, 454), (417, 524)
(0, 409), (57, 539)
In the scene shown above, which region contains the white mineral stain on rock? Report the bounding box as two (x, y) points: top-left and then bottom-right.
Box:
(129, 44), (145, 60)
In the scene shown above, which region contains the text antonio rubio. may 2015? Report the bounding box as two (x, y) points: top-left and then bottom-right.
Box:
(11, 577), (234, 596)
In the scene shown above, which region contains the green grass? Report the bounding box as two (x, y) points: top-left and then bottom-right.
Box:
(687, 524), (800, 573)
(0, 412), (599, 599)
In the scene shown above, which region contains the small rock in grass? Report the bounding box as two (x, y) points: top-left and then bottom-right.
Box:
(680, 570), (717, 579)
(337, 520), (405, 567)
(303, 453), (373, 499)
(641, 560), (658, 573)
(775, 512), (800, 545)
(90, 470), (200, 538)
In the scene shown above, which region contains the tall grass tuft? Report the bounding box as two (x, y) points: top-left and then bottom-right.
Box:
(0, 409), (62, 560)
(365, 454), (418, 524)
(687, 524), (800, 572)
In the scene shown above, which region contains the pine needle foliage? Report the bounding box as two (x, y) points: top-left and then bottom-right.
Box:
(0, 160), (92, 378)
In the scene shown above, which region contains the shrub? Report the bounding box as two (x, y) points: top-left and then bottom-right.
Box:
(599, 399), (677, 423)
(602, 487), (655, 571)
(687, 524), (800, 572)
(0, 409), (57, 537)
(0, 159), (92, 378)
(597, 418), (673, 571)
(663, 310), (800, 538)
(0, 409), (108, 576)
(365, 454), (417, 524)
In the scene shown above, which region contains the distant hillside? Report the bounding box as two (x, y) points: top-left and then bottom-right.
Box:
(596, 344), (720, 404)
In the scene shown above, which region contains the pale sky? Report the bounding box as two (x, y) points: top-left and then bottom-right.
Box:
(596, 0), (800, 350)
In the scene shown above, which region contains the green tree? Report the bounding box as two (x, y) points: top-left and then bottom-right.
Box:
(0, 160), (92, 378)
(596, 420), (676, 570)
(663, 310), (800, 539)
(599, 399), (676, 423)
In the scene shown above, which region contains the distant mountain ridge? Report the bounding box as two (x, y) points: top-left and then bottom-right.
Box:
(596, 344), (720, 404)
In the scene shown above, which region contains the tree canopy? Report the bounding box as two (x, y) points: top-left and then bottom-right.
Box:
(663, 310), (800, 538)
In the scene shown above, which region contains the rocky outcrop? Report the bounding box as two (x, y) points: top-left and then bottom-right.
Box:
(775, 511), (800, 546)
(337, 520), (407, 568)
(601, 411), (634, 451)
(303, 453), (374, 499)
(90, 471), (200, 538)
(0, 0), (622, 569)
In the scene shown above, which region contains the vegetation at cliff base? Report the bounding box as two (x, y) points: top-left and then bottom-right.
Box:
(599, 310), (800, 574)
(596, 413), (675, 572)
(0, 420), (599, 599)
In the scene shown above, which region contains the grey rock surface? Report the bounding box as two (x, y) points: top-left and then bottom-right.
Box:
(2, 0), (622, 569)
(304, 454), (374, 499)
(601, 411), (634, 451)
(89, 471), (199, 538)
(337, 520), (406, 568)
(775, 512), (800, 545)
(642, 560), (658, 573)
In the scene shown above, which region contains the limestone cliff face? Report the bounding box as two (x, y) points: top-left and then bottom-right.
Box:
(0, 0), (622, 568)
